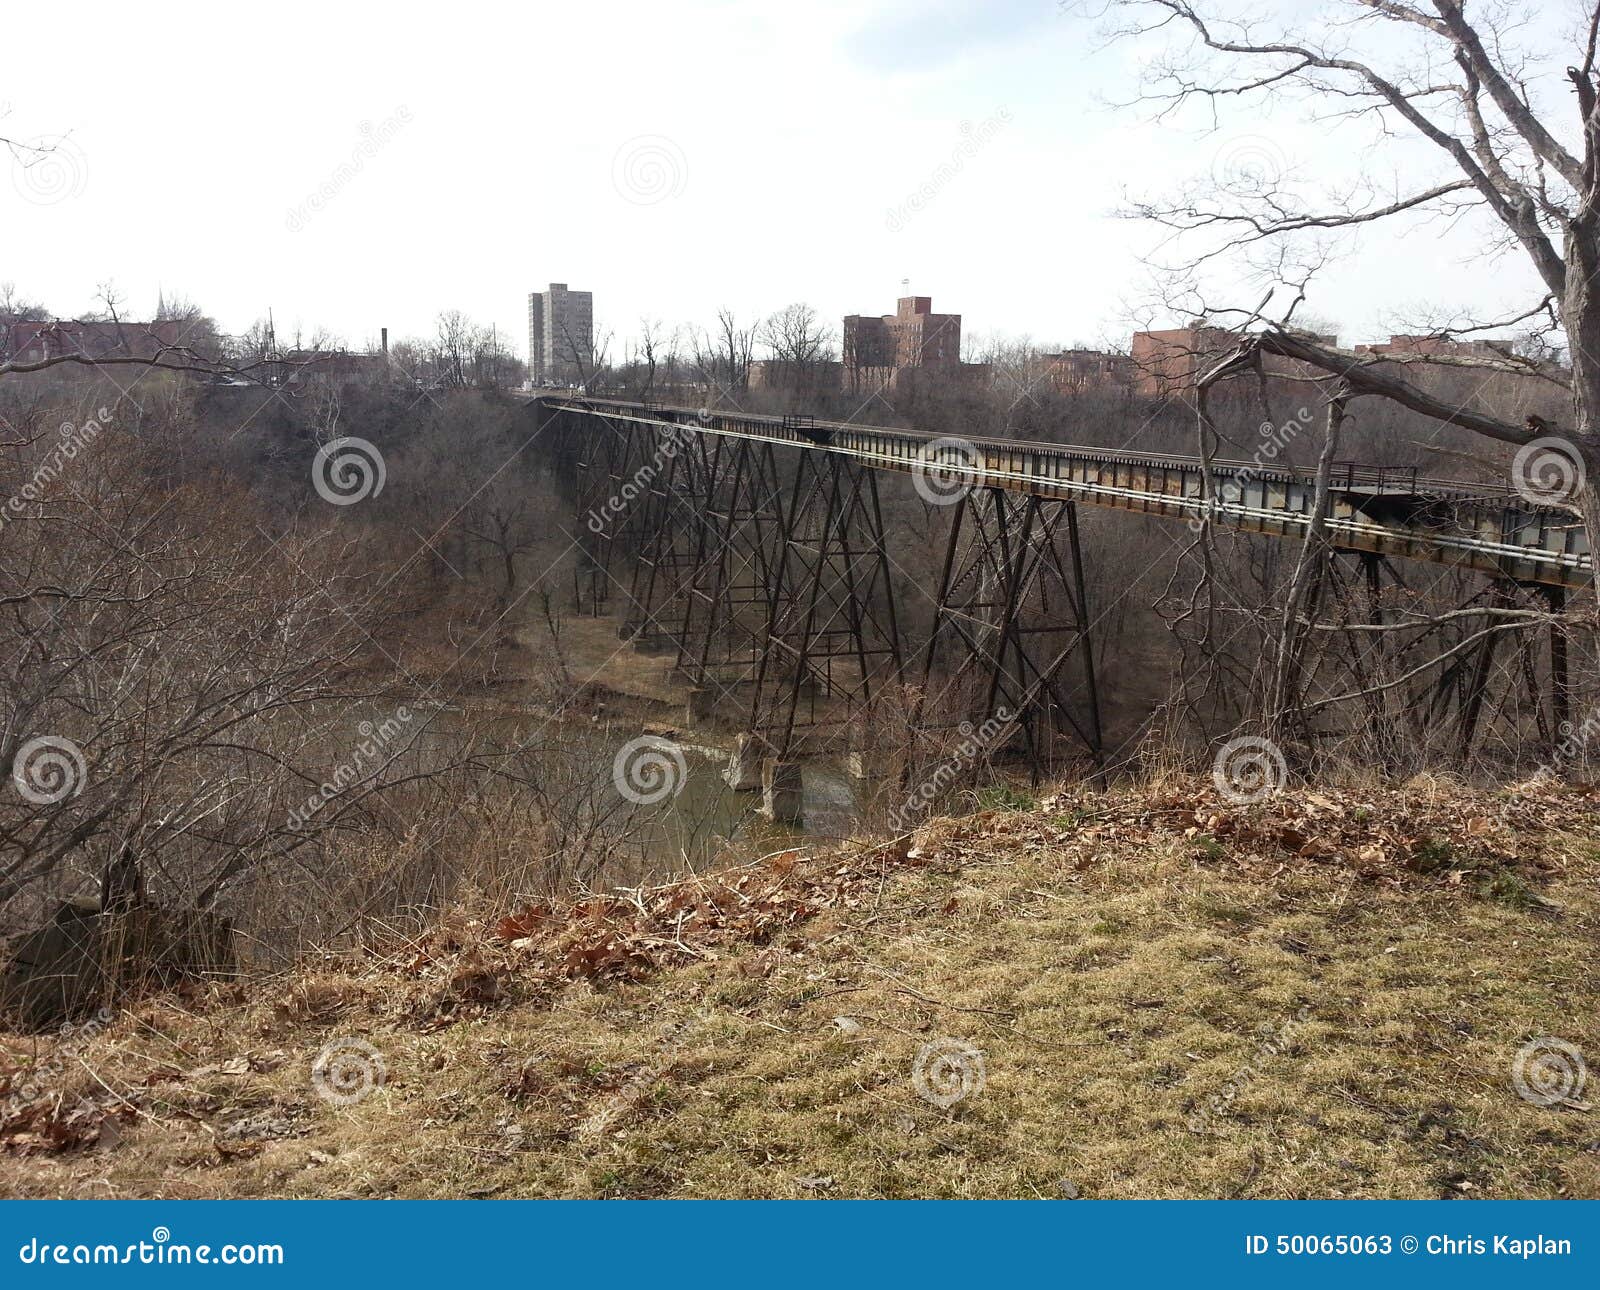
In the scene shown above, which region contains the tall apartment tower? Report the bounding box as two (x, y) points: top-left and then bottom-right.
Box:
(526, 283), (594, 386)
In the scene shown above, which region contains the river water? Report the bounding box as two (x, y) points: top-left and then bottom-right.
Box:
(625, 738), (862, 862)
(412, 703), (863, 867)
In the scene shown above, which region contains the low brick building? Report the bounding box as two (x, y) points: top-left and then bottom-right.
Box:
(1354, 334), (1503, 361)
(1130, 323), (1340, 397)
(1039, 348), (1135, 394)
(747, 358), (843, 395)
(1128, 324), (1235, 397)
(5, 319), (190, 365)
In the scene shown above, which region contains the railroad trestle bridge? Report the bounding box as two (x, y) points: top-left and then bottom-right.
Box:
(533, 394), (1589, 818)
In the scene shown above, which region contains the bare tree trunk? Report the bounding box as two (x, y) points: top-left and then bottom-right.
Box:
(1564, 210), (1600, 604)
(1268, 391), (1346, 751)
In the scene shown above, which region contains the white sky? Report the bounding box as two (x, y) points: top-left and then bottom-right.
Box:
(0, 0), (1576, 357)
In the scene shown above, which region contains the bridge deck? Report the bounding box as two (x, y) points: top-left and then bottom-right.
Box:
(536, 395), (1591, 591)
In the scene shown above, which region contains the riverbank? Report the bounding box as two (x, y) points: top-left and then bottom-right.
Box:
(5, 774), (1597, 1198)
(397, 602), (871, 851)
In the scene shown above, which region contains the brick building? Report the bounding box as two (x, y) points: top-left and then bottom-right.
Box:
(1039, 348), (1135, 394)
(843, 296), (962, 391)
(1130, 323), (1339, 397)
(747, 358), (843, 395)
(1128, 324), (1235, 397)
(4, 319), (190, 365)
(1354, 334), (1503, 361)
(269, 348), (389, 385)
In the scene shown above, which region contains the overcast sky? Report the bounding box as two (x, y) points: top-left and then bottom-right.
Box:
(1, 0), (1576, 358)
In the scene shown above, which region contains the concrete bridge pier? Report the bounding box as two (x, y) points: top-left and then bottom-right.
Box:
(725, 733), (765, 791)
(542, 395), (1593, 792)
(761, 757), (805, 824)
(686, 685), (717, 726)
(846, 720), (883, 781)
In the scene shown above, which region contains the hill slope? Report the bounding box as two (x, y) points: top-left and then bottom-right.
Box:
(5, 777), (1599, 1199)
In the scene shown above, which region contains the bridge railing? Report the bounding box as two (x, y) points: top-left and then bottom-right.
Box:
(535, 393), (1590, 586)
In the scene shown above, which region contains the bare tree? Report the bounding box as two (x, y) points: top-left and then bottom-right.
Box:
(1111, 0), (1600, 591)
(759, 301), (837, 392)
(553, 316), (610, 391)
(0, 284), (48, 364)
(694, 307), (755, 397)
(0, 423), (446, 920)
(460, 482), (542, 609)
(433, 309), (474, 390)
(152, 289), (223, 355)
(635, 316), (669, 396)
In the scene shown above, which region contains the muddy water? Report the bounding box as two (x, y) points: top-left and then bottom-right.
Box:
(413, 702), (861, 866)
(630, 737), (861, 860)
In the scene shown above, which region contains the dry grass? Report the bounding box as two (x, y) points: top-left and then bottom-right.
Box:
(3, 777), (1598, 1199)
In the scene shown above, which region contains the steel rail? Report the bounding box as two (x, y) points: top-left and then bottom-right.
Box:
(535, 395), (1591, 590)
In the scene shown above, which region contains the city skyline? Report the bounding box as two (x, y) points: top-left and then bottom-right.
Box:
(4, 0), (1564, 361)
